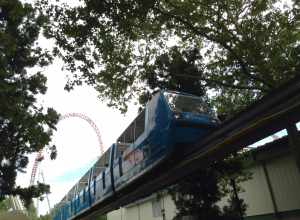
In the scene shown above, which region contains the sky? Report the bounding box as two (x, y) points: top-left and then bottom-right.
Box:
(14, 0), (139, 215)
(16, 57), (138, 215)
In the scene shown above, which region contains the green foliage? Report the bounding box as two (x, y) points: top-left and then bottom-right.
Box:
(27, 203), (38, 220)
(13, 183), (50, 208)
(41, 0), (300, 114)
(0, 211), (29, 220)
(0, 0), (59, 205)
(0, 198), (10, 211)
(37, 214), (51, 220)
(169, 154), (251, 220)
(139, 46), (206, 105)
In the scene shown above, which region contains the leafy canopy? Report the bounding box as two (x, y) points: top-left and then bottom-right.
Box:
(0, 0), (59, 205)
(41, 0), (300, 113)
(34, 1), (299, 218)
(39, 2), (299, 217)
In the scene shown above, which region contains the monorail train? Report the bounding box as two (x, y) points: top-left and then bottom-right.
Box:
(53, 90), (218, 220)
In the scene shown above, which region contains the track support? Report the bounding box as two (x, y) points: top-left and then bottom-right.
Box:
(287, 122), (300, 172)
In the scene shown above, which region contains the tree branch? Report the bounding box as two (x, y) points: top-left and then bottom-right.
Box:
(173, 73), (268, 92)
(153, 4), (275, 89)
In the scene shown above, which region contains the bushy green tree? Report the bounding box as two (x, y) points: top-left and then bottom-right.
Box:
(37, 213), (51, 220)
(0, 211), (29, 220)
(0, 0), (59, 205)
(40, 0), (299, 114)
(138, 46), (206, 105)
(169, 155), (251, 220)
(36, 0), (298, 218)
(0, 198), (10, 212)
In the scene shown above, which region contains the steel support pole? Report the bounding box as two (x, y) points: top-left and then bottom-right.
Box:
(286, 123), (300, 172)
(262, 162), (281, 220)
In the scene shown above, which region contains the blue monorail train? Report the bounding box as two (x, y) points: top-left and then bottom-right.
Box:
(53, 90), (218, 220)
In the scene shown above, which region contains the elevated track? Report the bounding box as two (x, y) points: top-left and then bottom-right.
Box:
(73, 75), (300, 220)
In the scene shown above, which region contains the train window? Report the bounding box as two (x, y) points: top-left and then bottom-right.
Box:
(135, 110), (145, 140)
(117, 110), (145, 148)
(118, 157), (123, 176)
(164, 92), (213, 116)
(97, 148), (111, 167)
(80, 193), (83, 204)
(115, 143), (130, 158)
(102, 172), (106, 189)
(93, 177), (96, 195)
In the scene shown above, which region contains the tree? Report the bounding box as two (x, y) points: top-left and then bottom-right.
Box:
(0, 212), (29, 220)
(41, 0), (299, 114)
(38, 0), (298, 217)
(168, 153), (251, 220)
(0, 0), (59, 206)
(37, 214), (51, 220)
(143, 48), (250, 219)
(0, 198), (10, 212)
(138, 46), (206, 105)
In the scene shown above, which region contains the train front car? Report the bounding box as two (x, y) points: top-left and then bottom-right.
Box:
(163, 91), (218, 146)
(112, 90), (217, 192)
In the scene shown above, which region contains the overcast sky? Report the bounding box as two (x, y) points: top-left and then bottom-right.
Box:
(16, 57), (138, 215)
(13, 0), (139, 215)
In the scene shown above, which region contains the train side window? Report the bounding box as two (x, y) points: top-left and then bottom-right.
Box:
(80, 193), (83, 204)
(77, 196), (80, 206)
(116, 143), (130, 158)
(117, 109), (145, 147)
(134, 109), (145, 140)
(97, 148), (111, 169)
(93, 177), (96, 195)
(118, 157), (123, 176)
(102, 172), (105, 189)
(143, 145), (150, 158)
(83, 190), (86, 203)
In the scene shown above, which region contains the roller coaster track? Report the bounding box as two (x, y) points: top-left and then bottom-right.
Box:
(29, 113), (104, 186)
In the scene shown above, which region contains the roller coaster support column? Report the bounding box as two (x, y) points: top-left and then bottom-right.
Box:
(287, 122), (300, 172)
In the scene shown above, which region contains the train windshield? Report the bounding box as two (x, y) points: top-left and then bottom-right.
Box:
(164, 92), (212, 115)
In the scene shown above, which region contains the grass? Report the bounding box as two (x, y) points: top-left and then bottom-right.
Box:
(0, 211), (29, 220)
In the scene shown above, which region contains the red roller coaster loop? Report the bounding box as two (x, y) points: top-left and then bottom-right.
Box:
(29, 113), (104, 186)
